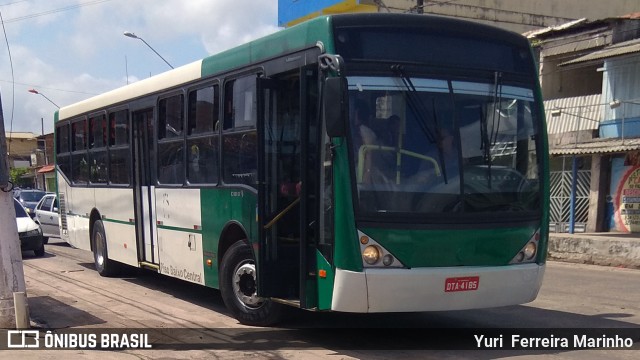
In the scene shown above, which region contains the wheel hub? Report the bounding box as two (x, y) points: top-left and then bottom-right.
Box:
(232, 262), (263, 307)
(95, 233), (105, 266)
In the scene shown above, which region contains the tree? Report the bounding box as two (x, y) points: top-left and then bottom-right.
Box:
(10, 167), (31, 188)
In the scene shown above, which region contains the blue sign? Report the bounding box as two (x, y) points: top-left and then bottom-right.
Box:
(278, 0), (377, 27)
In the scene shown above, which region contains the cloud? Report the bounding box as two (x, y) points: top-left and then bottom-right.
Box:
(0, 0), (281, 134)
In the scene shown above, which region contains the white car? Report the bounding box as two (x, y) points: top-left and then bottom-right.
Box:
(35, 193), (59, 243)
(14, 198), (45, 257)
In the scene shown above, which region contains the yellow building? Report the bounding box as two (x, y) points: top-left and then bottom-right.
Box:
(5, 132), (38, 169)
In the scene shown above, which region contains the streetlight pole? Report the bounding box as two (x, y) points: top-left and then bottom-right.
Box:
(124, 31), (174, 69)
(28, 89), (59, 108)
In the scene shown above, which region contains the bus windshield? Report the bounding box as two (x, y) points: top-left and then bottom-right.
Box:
(348, 75), (541, 219)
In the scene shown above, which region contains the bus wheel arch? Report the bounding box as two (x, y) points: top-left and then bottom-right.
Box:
(88, 209), (102, 253)
(217, 221), (250, 267)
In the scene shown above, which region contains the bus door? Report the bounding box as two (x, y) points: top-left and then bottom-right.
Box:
(257, 67), (319, 308)
(132, 108), (159, 266)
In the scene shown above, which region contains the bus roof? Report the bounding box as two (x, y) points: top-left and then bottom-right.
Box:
(57, 13), (529, 121)
(58, 16), (334, 121)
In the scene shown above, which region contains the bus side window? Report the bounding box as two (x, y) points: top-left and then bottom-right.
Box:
(187, 84), (220, 184)
(158, 141), (184, 184)
(56, 123), (72, 181)
(158, 94), (185, 185)
(108, 110), (130, 185)
(71, 118), (89, 185)
(222, 75), (258, 187)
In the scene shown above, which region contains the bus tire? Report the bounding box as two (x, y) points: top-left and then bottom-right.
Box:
(92, 220), (120, 277)
(219, 241), (283, 326)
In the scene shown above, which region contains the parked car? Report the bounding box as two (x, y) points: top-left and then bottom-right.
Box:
(35, 193), (60, 243)
(14, 198), (45, 257)
(15, 189), (47, 218)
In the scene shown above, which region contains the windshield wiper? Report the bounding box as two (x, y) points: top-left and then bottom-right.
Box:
(483, 71), (503, 189)
(391, 64), (437, 143)
(490, 72), (503, 148)
(391, 64), (451, 182)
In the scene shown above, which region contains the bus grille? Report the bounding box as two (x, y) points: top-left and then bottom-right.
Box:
(59, 193), (68, 231)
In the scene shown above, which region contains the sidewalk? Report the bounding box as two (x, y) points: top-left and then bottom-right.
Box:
(548, 231), (640, 269)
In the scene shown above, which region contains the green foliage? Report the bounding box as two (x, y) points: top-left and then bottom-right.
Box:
(10, 167), (31, 187)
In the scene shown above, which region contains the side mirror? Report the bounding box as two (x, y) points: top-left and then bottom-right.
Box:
(53, 207), (59, 212)
(323, 77), (348, 138)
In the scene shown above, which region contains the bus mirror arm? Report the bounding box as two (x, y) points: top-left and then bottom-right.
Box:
(323, 77), (348, 138)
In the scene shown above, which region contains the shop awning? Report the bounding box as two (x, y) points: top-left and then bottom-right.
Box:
(550, 137), (640, 155)
(37, 164), (55, 173)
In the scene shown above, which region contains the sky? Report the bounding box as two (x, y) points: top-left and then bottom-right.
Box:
(0, 0), (280, 135)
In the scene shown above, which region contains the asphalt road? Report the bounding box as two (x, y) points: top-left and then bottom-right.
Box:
(4, 237), (639, 359)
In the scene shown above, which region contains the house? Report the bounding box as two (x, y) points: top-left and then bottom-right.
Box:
(5, 131), (55, 191)
(528, 13), (640, 233)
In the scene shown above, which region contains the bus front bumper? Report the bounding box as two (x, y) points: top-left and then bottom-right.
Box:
(331, 263), (545, 313)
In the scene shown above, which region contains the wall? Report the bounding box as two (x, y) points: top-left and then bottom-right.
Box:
(602, 55), (640, 118)
(541, 60), (602, 100)
(384, 0), (640, 34)
(6, 137), (37, 168)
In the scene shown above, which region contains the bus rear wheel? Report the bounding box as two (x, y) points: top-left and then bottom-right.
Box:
(219, 241), (283, 326)
(92, 220), (120, 277)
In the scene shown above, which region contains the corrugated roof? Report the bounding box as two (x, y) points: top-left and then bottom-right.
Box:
(560, 38), (640, 66)
(540, 35), (608, 57)
(550, 137), (640, 155)
(526, 15), (640, 39)
(524, 18), (588, 38)
(545, 95), (603, 134)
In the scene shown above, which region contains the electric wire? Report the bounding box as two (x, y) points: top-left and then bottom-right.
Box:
(1, 0), (115, 24)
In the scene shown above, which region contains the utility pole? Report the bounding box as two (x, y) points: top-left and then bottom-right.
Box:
(0, 92), (29, 329)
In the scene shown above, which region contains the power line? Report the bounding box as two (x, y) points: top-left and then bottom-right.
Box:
(1, 0), (115, 24)
(0, 79), (99, 96)
(0, 1), (28, 7)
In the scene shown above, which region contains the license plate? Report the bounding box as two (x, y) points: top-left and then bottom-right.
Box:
(445, 276), (479, 292)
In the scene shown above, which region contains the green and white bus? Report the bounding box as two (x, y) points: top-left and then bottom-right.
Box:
(55, 13), (549, 326)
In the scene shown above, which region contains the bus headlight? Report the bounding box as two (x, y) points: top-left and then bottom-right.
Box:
(509, 229), (541, 264)
(357, 230), (405, 268)
(523, 242), (537, 260)
(362, 245), (380, 265)
(382, 254), (394, 266)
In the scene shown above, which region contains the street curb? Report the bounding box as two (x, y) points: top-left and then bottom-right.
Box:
(548, 235), (640, 269)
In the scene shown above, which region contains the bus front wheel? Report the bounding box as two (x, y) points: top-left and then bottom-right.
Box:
(219, 241), (283, 326)
(92, 220), (120, 277)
